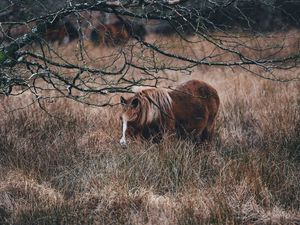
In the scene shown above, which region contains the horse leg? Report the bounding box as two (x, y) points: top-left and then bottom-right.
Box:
(201, 119), (217, 142)
(196, 119), (209, 143)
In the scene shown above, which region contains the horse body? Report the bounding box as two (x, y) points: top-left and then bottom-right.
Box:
(42, 19), (79, 45)
(91, 22), (130, 46)
(120, 80), (220, 145)
(90, 19), (147, 46)
(169, 80), (220, 140)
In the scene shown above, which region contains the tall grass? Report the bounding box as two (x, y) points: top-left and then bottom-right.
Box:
(0, 38), (300, 224)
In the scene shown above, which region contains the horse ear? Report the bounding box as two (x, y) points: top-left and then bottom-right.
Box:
(120, 96), (127, 106)
(131, 98), (139, 108)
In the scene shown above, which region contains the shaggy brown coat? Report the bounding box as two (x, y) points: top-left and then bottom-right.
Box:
(120, 80), (220, 144)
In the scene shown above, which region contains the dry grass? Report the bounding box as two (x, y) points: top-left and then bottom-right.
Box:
(0, 34), (300, 224)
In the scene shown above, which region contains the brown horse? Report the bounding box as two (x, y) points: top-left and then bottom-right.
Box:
(90, 20), (147, 46)
(41, 19), (79, 45)
(90, 22), (130, 46)
(119, 80), (220, 145)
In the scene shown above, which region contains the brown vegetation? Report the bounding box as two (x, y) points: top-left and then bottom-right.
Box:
(0, 34), (299, 224)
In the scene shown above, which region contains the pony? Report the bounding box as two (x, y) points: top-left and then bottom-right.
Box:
(90, 19), (147, 46)
(41, 19), (79, 45)
(119, 80), (220, 145)
(90, 22), (130, 46)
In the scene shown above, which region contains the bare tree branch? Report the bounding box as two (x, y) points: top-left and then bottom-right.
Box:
(1, 0), (300, 108)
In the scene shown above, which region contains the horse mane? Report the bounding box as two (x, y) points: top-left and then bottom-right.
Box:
(137, 88), (173, 125)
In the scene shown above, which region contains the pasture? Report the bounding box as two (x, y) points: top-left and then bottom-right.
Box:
(0, 33), (299, 224)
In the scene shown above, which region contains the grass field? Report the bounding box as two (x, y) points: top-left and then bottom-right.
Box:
(0, 33), (299, 224)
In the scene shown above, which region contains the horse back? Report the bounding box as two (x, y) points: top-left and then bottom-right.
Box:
(173, 79), (219, 109)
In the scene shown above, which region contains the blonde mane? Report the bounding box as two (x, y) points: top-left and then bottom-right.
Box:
(137, 88), (173, 125)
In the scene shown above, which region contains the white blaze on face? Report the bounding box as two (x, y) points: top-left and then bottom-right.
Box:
(120, 116), (128, 146)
